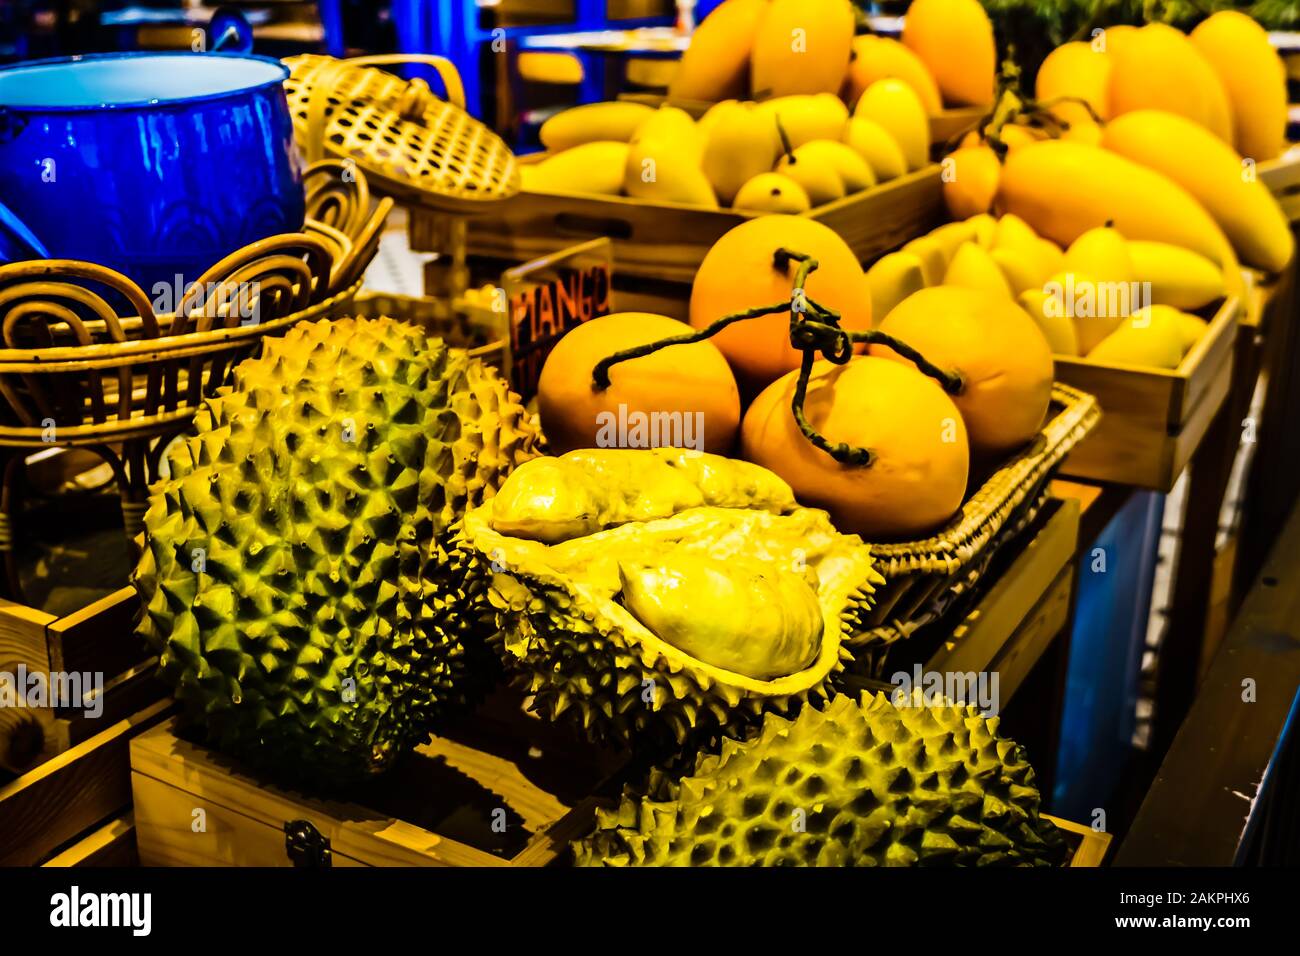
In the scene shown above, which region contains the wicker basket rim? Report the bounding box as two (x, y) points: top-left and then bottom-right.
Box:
(0, 280), (363, 368)
(865, 383), (1100, 572)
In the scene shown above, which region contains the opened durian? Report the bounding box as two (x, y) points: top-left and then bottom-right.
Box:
(134, 317), (541, 783)
(457, 448), (883, 744)
(575, 692), (1068, 866)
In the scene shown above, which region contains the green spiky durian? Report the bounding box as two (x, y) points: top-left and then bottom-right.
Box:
(457, 448), (883, 745)
(133, 317), (541, 783)
(575, 692), (1068, 867)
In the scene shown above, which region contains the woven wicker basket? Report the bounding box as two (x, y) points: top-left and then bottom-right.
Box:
(847, 382), (1100, 674)
(0, 163), (389, 598)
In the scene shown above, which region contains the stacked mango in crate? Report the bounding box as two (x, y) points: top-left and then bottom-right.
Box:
(524, 0), (1006, 210)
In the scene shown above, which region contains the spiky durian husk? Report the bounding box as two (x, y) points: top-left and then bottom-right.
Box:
(575, 692), (1068, 867)
(133, 317), (540, 783)
(458, 455), (882, 746)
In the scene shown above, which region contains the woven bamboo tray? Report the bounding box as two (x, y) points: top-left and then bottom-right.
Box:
(847, 383), (1100, 675)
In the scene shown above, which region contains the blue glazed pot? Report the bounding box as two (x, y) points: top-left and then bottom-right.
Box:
(0, 52), (305, 293)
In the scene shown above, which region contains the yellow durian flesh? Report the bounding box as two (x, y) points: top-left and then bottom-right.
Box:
(489, 448), (796, 544)
(619, 554), (823, 680)
(459, 449), (883, 744)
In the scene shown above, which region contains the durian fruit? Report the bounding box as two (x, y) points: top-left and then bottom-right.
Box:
(457, 448), (883, 745)
(575, 692), (1068, 867)
(134, 317), (541, 783)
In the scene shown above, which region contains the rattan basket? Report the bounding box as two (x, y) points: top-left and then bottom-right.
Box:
(0, 162), (389, 598)
(847, 383), (1100, 674)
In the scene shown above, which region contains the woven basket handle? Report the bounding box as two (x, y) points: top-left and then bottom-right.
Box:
(303, 54), (467, 164)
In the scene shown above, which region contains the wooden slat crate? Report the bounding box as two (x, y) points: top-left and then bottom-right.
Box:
(412, 162), (944, 286)
(1047, 814), (1113, 867)
(40, 812), (138, 867)
(130, 690), (629, 867)
(1257, 146), (1300, 224)
(0, 586), (162, 776)
(1054, 294), (1239, 491)
(0, 698), (170, 866)
(617, 92), (983, 147)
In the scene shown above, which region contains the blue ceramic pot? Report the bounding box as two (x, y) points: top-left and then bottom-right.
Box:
(0, 52), (305, 293)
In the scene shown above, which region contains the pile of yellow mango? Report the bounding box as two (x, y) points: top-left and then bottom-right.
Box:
(526, 91), (926, 211)
(521, 0), (998, 210)
(932, 10), (1294, 369)
(869, 213), (1216, 368)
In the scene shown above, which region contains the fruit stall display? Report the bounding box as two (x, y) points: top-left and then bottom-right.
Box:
(1, 1), (1298, 876)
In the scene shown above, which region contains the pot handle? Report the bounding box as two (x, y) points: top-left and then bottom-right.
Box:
(208, 7), (254, 55)
(302, 54), (468, 165)
(0, 198), (50, 265)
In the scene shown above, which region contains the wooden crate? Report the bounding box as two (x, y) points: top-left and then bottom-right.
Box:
(413, 162), (944, 285)
(1, 698), (170, 866)
(40, 812), (138, 867)
(617, 92), (983, 146)
(1257, 146), (1300, 223)
(1054, 295), (1239, 491)
(0, 585), (161, 776)
(130, 690), (629, 867)
(129, 711), (1111, 868)
(1046, 814), (1113, 867)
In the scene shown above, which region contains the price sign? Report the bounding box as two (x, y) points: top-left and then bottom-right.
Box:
(501, 238), (615, 402)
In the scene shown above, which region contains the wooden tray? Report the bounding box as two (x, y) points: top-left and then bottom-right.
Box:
(412, 161), (943, 285)
(129, 690), (628, 867)
(617, 92), (982, 148)
(1054, 295), (1239, 491)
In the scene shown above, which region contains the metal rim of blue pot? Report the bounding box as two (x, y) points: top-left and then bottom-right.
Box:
(0, 51), (291, 114)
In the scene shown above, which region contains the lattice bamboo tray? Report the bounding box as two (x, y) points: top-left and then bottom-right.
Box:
(1054, 294), (1239, 492)
(849, 383), (1099, 674)
(410, 161), (943, 286)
